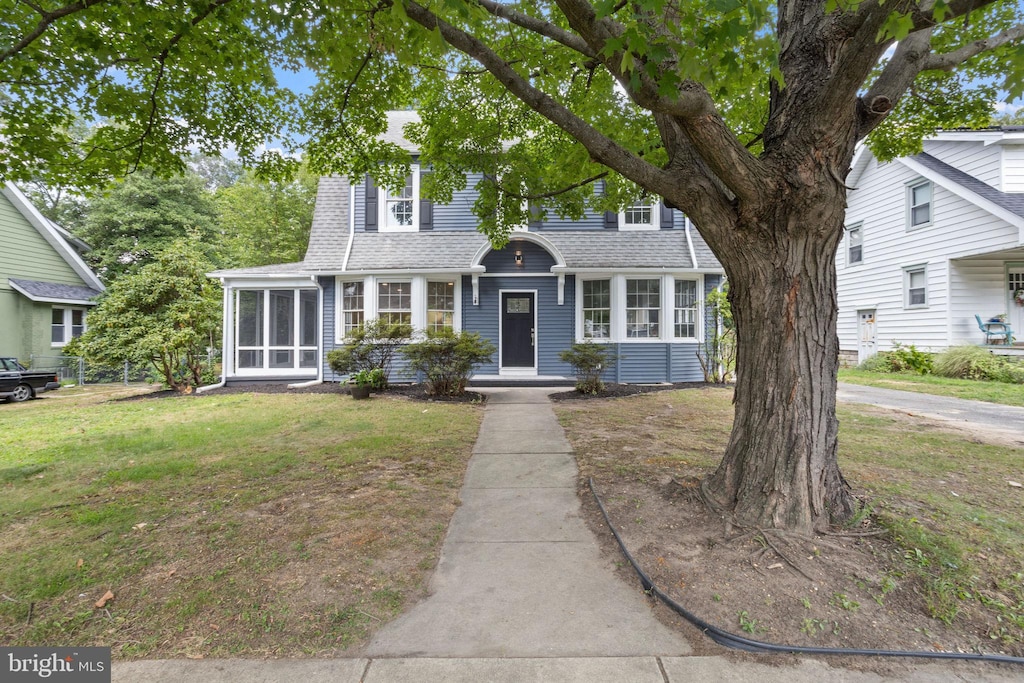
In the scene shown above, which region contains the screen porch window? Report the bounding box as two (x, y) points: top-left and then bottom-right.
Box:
(582, 279), (611, 339)
(674, 280), (698, 338)
(377, 281), (412, 326)
(341, 281), (364, 336)
(626, 278), (660, 338)
(427, 281), (455, 333)
(236, 289), (318, 371)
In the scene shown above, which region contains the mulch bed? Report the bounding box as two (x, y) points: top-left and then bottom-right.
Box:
(550, 381), (726, 401)
(118, 382), (486, 404)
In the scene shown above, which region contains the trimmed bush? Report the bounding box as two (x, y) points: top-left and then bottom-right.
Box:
(401, 329), (495, 396)
(326, 318), (412, 389)
(559, 341), (613, 394)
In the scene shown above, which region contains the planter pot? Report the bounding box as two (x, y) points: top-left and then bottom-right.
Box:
(351, 385), (371, 400)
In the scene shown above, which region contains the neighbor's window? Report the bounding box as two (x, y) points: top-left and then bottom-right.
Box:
(674, 280), (698, 338)
(382, 173), (418, 231)
(377, 281), (412, 326)
(908, 181), (931, 228)
(341, 281), (364, 337)
(905, 266), (927, 307)
(847, 225), (863, 265)
(51, 307), (86, 346)
(582, 279), (611, 339)
(427, 281), (455, 333)
(626, 278), (660, 338)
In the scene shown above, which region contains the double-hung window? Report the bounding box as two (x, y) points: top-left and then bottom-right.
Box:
(905, 266), (927, 308)
(673, 280), (699, 338)
(846, 224), (863, 265)
(381, 171), (419, 231)
(426, 281), (455, 333)
(626, 279), (660, 338)
(51, 307), (85, 346)
(581, 279), (611, 339)
(341, 281), (364, 337)
(377, 281), (412, 326)
(908, 181), (931, 229)
(619, 200), (658, 230)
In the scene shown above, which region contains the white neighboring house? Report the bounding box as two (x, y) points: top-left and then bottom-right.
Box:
(837, 128), (1024, 364)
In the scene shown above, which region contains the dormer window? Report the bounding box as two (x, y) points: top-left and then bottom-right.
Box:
(907, 180), (931, 229)
(380, 168), (420, 232)
(619, 199), (658, 231)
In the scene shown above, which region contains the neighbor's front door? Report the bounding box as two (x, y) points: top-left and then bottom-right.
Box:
(501, 292), (535, 369)
(857, 309), (876, 365)
(1008, 266), (1024, 340)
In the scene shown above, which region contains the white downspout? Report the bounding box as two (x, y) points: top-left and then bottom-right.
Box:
(342, 182), (356, 272)
(684, 215), (699, 269)
(288, 275), (325, 388)
(196, 278), (230, 393)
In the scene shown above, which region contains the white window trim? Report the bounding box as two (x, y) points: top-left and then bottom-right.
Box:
(845, 223), (864, 267)
(671, 278), (702, 341)
(576, 274), (703, 343)
(50, 306), (87, 348)
(903, 264), (928, 309)
(618, 199), (660, 231)
(234, 288), (319, 376)
(335, 275), (462, 343)
(579, 277), (612, 340)
(379, 165), (420, 233)
(425, 279), (460, 334)
(906, 179), (932, 231)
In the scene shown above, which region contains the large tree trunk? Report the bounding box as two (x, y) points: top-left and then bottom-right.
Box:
(699, 188), (856, 535)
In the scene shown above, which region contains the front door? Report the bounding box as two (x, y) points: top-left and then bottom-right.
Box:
(857, 309), (876, 365)
(501, 292), (536, 369)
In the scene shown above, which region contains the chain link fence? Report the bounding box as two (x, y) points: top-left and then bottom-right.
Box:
(29, 352), (219, 386)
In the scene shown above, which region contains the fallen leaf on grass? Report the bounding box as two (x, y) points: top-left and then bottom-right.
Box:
(767, 563), (783, 570)
(95, 591), (114, 608)
(1009, 481), (1022, 488)
(76, 559), (83, 569)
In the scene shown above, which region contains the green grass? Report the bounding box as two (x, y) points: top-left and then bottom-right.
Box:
(0, 390), (482, 658)
(839, 368), (1024, 407)
(556, 387), (1024, 644)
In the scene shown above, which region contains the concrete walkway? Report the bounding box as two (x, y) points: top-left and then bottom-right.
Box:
(111, 386), (1023, 682)
(363, 387), (690, 657)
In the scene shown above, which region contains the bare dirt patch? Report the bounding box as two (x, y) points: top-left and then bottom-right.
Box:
(555, 387), (1024, 672)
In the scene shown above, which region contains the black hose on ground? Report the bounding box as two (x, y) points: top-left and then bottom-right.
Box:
(587, 477), (1024, 666)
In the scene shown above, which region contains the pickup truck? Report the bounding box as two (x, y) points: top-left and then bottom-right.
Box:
(0, 357), (61, 403)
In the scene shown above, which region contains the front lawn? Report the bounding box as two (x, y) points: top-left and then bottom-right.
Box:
(0, 389), (482, 658)
(556, 387), (1024, 655)
(839, 368), (1024, 407)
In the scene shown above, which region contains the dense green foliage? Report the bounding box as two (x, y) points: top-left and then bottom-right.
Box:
(76, 171), (219, 282)
(326, 319), (413, 388)
(559, 341), (613, 394)
(73, 237), (221, 392)
(933, 346), (1024, 383)
(402, 329), (496, 396)
(697, 287), (735, 384)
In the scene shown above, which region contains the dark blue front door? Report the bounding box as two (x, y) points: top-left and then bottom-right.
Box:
(501, 292), (535, 368)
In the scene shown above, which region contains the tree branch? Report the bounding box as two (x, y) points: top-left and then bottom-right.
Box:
(921, 23), (1024, 71)
(0, 0), (107, 65)
(857, 29), (934, 138)
(402, 0), (677, 198)
(472, 0), (597, 58)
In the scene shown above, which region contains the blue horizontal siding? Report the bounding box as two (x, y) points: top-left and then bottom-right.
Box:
(670, 344), (703, 382)
(481, 240), (555, 274)
(321, 277), (342, 382)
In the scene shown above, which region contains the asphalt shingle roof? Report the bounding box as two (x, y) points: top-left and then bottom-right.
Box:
(913, 153), (1024, 218)
(9, 278), (103, 303)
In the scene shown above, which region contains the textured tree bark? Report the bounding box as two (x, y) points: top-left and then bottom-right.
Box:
(698, 181), (856, 535)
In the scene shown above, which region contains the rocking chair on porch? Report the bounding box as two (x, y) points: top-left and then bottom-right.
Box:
(975, 315), (1014, 345)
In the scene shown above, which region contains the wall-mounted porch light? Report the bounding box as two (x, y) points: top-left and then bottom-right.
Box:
(514, 249), (524, 267)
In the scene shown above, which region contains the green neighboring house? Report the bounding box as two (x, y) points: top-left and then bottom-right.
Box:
(0, 182), (104, 365)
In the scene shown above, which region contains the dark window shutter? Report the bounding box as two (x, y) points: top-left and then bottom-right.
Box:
(419, 171), (432, 230)
(364, 175), (377, 232)
(604, 211), (618, 230)
(660, 201), (674, 229)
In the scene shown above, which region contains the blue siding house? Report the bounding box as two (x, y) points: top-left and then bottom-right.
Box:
(210, 113), (725, 385)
